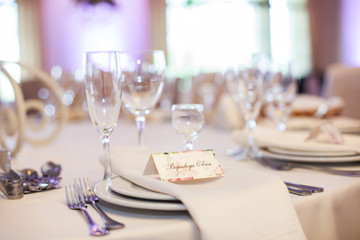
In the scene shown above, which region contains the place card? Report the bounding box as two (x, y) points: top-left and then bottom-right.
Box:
(143, 149), (224, 182)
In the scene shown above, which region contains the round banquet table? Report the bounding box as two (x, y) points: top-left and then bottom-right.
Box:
(1, 117), (360, 240)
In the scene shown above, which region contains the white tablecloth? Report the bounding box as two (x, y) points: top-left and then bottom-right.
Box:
(1, 118), (360, 240)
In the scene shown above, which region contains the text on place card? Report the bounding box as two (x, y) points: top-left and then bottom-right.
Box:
(143, 149), (224, 181)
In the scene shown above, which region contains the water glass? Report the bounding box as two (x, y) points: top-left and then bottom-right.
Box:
(119, 50), (165, 146)
(225, 53), (270, 159)
(172, 104), (204, 151)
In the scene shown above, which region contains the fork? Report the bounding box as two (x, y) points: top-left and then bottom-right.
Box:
(76, 178), (125, 230)
(65, 185), (109, 236)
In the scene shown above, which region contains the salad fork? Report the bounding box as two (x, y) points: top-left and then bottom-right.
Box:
(76, 178), (125, 230)
(65, 185), (108, 236)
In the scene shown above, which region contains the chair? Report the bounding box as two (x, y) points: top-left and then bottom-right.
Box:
(0, 61), (68, 155)
(322, 63), (360, 119)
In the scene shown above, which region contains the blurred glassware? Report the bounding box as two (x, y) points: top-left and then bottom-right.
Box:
(193, 72), (225, 121)
(51, 66), (86, 120)
(172, 104), (204, 151)
(225, 53), (266, 159)
(158, 77), (179, 114)
(265, 62), (297, 131)
(119, 50), (166, 146)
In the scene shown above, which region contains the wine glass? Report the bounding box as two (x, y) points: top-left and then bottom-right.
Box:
(266, 62), (297, 131)
(119, 50), (166, 146)
(172, 104), (204, 151)
(84, 51), (122, 181)
(225, 58), (264, 159)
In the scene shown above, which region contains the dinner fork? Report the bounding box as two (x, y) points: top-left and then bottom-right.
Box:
(65, 185), (109, 236)
(76, 178), (125, 230)
(255, 155), (360, 177)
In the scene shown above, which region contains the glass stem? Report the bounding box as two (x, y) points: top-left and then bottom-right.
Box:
(185, 140), (194, 151)
(246, 119), (256, 155)
(247, 130), (254, 150)
(102, 134), (112, 181)
(135, 113), (146, 146)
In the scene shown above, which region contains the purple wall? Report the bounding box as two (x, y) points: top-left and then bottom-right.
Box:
(41, 0), (150, 72)
(341, 0), (360, 66)
(39, 0), (360, 73)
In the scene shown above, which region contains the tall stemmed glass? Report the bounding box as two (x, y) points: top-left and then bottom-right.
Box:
(84, 51), (122, 181)
(119, 50), (165, 146)
(226, 60), (264, 159)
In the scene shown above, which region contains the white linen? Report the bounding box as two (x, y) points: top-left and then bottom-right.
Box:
(232, 126), (360, 154)
(2, 120), (360, 240)
(295, 179), (360, 240)
(111, 146), (306, 240)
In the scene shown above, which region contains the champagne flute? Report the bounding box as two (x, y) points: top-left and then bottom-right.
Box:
(172, 104), (204, 151)
(84, 51), (122, 181)
(119, 50), (165, 146)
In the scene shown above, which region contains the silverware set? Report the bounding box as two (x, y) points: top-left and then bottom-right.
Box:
(252, 154), (360, 195)
(256, 155), (360, 177)
(65, 178), (124, 236)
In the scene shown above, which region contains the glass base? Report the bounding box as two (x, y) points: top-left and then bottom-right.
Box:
(228, 145), (261, 160)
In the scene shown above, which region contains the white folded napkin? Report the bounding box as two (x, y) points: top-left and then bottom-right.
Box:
(111, 146), (306, 240)
(232, 126), (360, 154)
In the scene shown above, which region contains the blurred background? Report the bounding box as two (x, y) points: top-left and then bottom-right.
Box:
(0, 0), (359, 118)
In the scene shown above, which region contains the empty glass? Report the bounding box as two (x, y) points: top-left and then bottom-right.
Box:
(225, 56), (265, 159)
(119, 50), (165, 146)
(172, 104), (204, 151)
(266, 62), (297, 131)
(84, 51), (122, 181)
(194, 72), (224, 117)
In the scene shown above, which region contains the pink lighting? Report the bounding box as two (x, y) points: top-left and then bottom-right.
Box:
(41, 0), (150, 72)
(341, 0), (360, 66)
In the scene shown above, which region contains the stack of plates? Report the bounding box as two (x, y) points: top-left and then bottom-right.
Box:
(232, 125), (360, 163)
(94, 177), (186, 211)
(260, 146), (360, 163)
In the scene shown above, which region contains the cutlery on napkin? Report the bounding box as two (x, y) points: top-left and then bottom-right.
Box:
(111, 146), (306, 240)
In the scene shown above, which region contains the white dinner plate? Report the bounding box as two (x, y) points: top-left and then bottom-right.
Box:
(260, 148), (360, 163)
(110, 176), (177, 201)
(267, 146), (357, 157)
(94, 180), (186, 211)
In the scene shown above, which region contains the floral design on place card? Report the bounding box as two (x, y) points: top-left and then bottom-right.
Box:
(143, 149), (224, 182)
